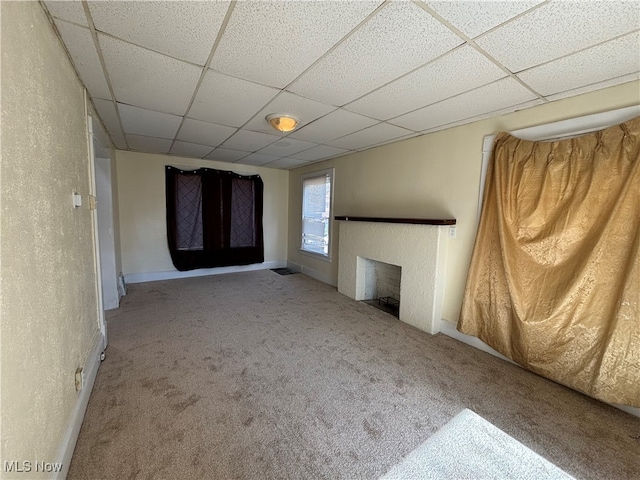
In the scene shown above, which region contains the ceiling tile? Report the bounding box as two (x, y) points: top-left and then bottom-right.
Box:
(54, 21), (111, 100)
(546, 73), (640, 103)
(210, 1), (382, 88)
(188, 70), (279, 128)
(98, 33), (202, 116)
(263, 158), (311, 169)
(126, 134), (172, 154)
(88, 1), (229, 65)
(118, 103), (182, 139)
(476, 1), (640, 72)
(92, 98), (127, 149)
(237, 153), (281, 167)
(257, 138), (318, 157)
(517, 32), (640, 97)
(44, 1), (88, 26)
(291, 145), (350, 162)
(220, 130), (280, 152)
(327, 122), (412, 150)
(391, 78), (538, 132)
(289, 1), (464, 106)
(205, 148), (251, 163)
(345, 46), (506, 120)
(288, 109), (377, 143)
(170, 141), (215, 159)
(420, 98), (545, 135)
(242, 91), (337, 134)
(177, 118), (236, 147)
(424, 1), (544, 39)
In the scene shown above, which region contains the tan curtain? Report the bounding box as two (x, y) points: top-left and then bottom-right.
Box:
(458, 116), (640, 407)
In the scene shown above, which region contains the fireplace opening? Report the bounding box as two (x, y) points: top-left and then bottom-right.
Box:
(359, 258), (401, 318)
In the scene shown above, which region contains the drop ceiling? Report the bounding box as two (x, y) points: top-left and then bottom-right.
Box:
(43, 0), (640, 169)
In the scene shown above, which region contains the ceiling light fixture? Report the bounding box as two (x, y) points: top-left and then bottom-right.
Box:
(266, 114), (300, 133)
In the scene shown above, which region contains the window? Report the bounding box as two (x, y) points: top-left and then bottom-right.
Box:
(300, 168), (333, 258)
(165, 166), (264, 271)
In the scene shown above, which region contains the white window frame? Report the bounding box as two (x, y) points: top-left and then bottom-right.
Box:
(300, 168), (335, 262)
(478, 105), (640, 223)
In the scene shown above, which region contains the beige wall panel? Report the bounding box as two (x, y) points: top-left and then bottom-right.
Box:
(1, 2), (100, 476)
(288, 81), (640, 323)
(116, 151), (289, 275)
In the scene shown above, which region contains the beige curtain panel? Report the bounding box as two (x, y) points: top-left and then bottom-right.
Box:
(459, 116), (639, 408)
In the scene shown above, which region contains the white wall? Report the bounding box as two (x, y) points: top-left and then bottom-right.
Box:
(287, 81), (640, 324)
(116, 151), (289, 279)
(0, 2), (101, 478)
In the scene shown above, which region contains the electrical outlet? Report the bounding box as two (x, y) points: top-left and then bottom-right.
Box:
(448, 226), (457, 238)
(72, 192), (82, 208)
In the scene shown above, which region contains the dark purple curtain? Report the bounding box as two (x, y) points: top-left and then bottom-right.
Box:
(166, 166), (264, 271)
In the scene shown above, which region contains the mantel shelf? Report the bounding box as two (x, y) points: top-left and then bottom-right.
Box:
(334, 216), (456, 226)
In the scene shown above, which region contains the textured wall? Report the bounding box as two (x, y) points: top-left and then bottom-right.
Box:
(338, 222), (448, 334)
(288, 80), (640, 324)
(0, 2), (100, 477)
(116, 151), (289, 275)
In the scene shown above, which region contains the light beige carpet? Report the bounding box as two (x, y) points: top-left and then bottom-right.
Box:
(69, 270), (640, 479)
(381, 409), (573, 479)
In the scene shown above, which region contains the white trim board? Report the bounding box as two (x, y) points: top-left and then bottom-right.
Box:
(125, 261), (286, 284)
(54, 332), (104, 479)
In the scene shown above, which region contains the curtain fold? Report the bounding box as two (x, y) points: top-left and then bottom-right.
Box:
(166, 166), (264, 271)
(458, 116), (640, 407)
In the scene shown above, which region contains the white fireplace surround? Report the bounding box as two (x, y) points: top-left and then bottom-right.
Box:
(337, 220), (449, 334)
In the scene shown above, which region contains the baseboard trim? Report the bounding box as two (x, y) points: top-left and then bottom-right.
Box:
(54, 332), (104, 479)
(439, 319), (640, 418)
(286, 261), (336, 287)
(439, 319), (515, 365)
(125, 261), (287, 284)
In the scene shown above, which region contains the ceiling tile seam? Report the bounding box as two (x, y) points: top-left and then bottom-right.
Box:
(339, 42), (473, 113)
(171, 137), (226, 151)
(467, 40), (547, 102)
(512, 28), (640, 76)
(541, 72), (640, 102)
(355, 131), (418, 151)
(91, 30), (208, 70)
(81, 0), (130, 150)
(271, 106), (388, 145)
(282, 146), (353, 160)
(169, 1), (238, 156)
(240, 1), (462, 135)
(460, 0), (551, 42)
(381, 75), (538, 129)
(231, 1), (392, 134)
(470, 27), (640, 102)
(229, 153), (252, 163)
(169, 146), (216, 160)
(277, 0), (392, 99)
(419, 99), (546, 135)
(39, 4), (117, 150)
(414, 0), (547, 104)
(228, 90), (307, 139)
(379, 75), (523, 127)
(47, 15), (88, 30)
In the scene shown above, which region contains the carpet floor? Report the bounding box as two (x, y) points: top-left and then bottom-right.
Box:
(68, 270), (640, 479)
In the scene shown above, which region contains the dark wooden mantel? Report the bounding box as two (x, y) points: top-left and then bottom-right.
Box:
(334, 216), (456, 225)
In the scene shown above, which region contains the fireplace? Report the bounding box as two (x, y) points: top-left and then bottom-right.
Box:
(361, 258), (402, 317)
(336, 216), (454, 334)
